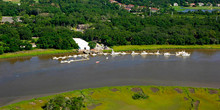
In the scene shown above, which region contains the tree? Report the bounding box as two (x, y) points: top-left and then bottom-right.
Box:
(88, 41), (96, 49)
(17, 27), (33, 40)
(42, 96), (85, 110)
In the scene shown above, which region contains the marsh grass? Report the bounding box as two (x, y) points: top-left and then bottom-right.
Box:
(172, 6), (220, 11)
(0, 86), (219, 110)
(103, 45), (220, 52)
(0, 49), (76, 59)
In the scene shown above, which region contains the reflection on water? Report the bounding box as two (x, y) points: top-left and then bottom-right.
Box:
(0, 49), (220, 106)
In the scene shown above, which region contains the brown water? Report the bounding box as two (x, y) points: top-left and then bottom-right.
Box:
(0, 49), (220, 106)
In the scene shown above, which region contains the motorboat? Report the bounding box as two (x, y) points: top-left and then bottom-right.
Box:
(182, 53), (190, 57)
(73, 55), (77, 58)
(52, 57), (59, 60)
(61, 56), (66, 59)
(131, 51), (139, 55)
(104, 53), (108, 55)
(121, 52), (127, 55)
(83, 54), (89, 58)
(111, 49), (120, 55)
(175, 52), (181, 56)
(60, 60), (68, 63)
(154, 50), (160, 55)
(91, 53), (97, 56)
(140, 51), (148, 55)
(164, 52), (171, 56)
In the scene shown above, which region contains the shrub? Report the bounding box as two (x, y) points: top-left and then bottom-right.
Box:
(88, 41), (96, 49)
(42, 96), (85, 110)
(0, 46), (4, 55)
(132, 92), (149, 100)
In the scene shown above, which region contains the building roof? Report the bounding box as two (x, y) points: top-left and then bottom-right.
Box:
(151, 8), (159, 11)
(73, 38), (90, 50)
(1, 16), (22, 23)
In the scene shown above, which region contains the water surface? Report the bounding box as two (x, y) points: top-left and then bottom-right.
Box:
(0, 49), (220, 106)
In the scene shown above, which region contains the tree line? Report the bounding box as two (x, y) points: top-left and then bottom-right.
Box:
(0, 0), (219, 55)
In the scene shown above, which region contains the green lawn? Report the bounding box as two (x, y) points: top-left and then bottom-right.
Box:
(0, 86), (219, 110)
(3, 0), (39, 3)
(172, 6), (220, 11)
(0, 49), (76, 59)
(105, 45), (220, 52)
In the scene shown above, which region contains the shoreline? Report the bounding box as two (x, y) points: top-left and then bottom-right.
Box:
(0, 49), (77, 59)
(0, 85), (219, 109)
(105, 45), (220, 52)
(0, 45), (220, 59)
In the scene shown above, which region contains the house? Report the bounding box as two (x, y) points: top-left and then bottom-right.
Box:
(206, 3), (213, 6)
(31, 43), (37, 48)
(151, 8), (159, 12)
(217, 4), (220, 7)
(122, 4), (127, 8)
(118, 3), (122, 7)
(109, 0), (118, 3)
(127, 4), (134, 8)
(0, 16), (22, 24)
(198, 3), (204, 6)
(124, 8), (131, 12)
(73, 38), (90, 51)
(139, 6), (146, 9)
(189, 3), (196, 7)
(173, 3), (178, 6)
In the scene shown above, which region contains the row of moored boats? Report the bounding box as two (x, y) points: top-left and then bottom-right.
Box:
(111, 50), (190, 57)
(53, 50), (191, 63)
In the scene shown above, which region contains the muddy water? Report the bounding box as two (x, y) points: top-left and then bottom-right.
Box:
(0, 49), (220, 106)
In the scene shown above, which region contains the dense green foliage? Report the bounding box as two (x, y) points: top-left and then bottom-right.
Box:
(42, 96), (85, 110)
(117, 0), (220, 7)
(0, 0), (219, 55)
(88, 41), (96, 49)
(132, 92), (149, 100)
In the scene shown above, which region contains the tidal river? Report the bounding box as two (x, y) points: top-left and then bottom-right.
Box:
(0, 49), (220, 106)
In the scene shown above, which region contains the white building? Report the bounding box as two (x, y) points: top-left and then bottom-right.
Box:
(174, 3), (178, 6)
(198, 3), (204, 6)
(73, 38), (90, 51)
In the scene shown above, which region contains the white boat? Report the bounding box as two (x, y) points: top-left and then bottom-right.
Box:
(154, 50), (160, 55)
(61, 56), (66, 59)
(140, 51), (148, 55)
(68, 55), (72, 58)
(103, 53), (108, 56)
(121, 52), (127, 55)
(69, 60), (74, 62)
(73, 55), (77, 58)
(91, 53), (97, 56)
(98, 52), (103, 55)
(60, 60), (68, 63)
(83, 54), (89, 58)
(131, 51), (139, 55)
(53, 57), (59, 60)
(176, 52), (181, 56)
(164, 52), (171, 56)
(111, 49), (120, 55)
(179, 51), (186, 54)
(182, 53), (190, 57)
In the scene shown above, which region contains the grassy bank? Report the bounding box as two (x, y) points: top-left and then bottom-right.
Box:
(0, 49), (76, 59)
(0, 86), (219, 110)
(172, 6), (220, 11)
(104, 45), (220, 52)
